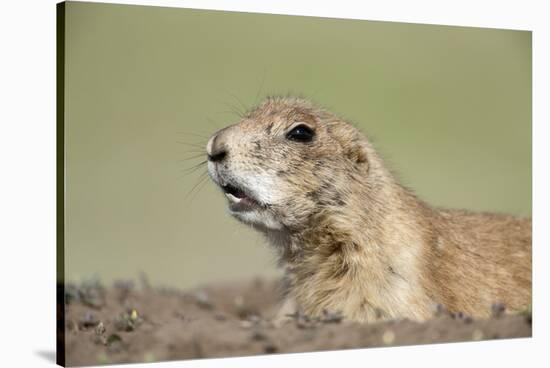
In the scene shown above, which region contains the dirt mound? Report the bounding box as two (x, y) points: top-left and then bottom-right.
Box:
(62, 277), (531, 366)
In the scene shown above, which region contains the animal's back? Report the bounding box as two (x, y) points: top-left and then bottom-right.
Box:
(424, 209), (531, 316)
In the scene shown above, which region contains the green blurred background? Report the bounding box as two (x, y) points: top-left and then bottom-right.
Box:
(63, 2), (531, 288)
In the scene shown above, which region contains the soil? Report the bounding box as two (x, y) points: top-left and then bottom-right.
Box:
(63, 277), (532, 366)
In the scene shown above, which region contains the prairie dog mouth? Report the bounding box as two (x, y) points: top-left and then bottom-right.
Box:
(221, 183), (262, 212)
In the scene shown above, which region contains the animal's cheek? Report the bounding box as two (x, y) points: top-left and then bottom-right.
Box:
(278, 185), (319, 209)
(269, 198), (318, 228)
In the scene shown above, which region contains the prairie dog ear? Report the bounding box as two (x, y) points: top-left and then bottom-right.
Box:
(345, 139), (369, 167)
(331, 122), (370, 168)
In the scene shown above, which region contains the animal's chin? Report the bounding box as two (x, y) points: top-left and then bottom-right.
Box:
(220, 183), (284, 230)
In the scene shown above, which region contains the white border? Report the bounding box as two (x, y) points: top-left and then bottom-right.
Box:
(0, 0), (547, 367)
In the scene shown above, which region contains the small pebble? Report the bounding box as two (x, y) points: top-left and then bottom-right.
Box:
(195, 290), (213, 310)
(251, 330), (267, 341)
(382, 330), (396, 345)
(248, 314), (260, 324)
(96, 352), (109, 365)
(240, 320), (253, 329)
(234, 295), (245, 308)
(491, 303), (506, 318)
(472, 329), (484, 341)
(80, 311), (99, 328)
(143, 352), (156, 363)
(95, 321), (106, 335)
(92, 334), (107, 346)
(264, 344), (278, 354)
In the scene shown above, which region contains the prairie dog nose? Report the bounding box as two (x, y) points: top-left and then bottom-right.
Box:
(207, 131), (228, 162)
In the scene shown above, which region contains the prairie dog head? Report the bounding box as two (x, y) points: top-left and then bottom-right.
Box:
(206, 97), (375, 232)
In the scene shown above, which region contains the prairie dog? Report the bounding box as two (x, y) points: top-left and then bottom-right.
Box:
(206, 96), (531, 322)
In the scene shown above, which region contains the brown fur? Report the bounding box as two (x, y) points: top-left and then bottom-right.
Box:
(206, 96), (531, 322)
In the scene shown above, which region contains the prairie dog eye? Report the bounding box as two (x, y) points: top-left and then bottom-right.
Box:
(286, 124), (315, 143)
